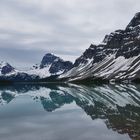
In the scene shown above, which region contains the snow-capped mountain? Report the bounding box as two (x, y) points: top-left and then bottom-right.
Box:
(0, 53), (73, 82)
(28, 53), (73, 78)
(1, 13), (140, 83)
(60, 12), (140, 82)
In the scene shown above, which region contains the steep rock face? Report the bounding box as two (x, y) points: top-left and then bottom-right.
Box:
(74, 12), (140, 66)
(33, 53), (73, 75)
(49, 59), (73, 74)
(126, 12), (140, 29)
(74, 44), (105, 67)
(60, 12), (140, 81)
(0, 62), (15, 75)
(40, 53), (58, 68)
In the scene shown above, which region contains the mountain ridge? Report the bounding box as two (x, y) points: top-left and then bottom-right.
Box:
(0, 53), (73, 82)
(59, 12), (140, 82)
(1, 12), (140, 83)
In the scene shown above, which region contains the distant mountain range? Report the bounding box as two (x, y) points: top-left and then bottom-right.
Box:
(1, 12), (140, 83)
(0, 53), (73, 82)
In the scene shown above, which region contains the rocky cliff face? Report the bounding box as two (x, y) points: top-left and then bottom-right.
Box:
(32, 53), (73, 76)
(40, 53), (73, 74)
(0, 62), (15, 75)
(75, 12), (140, 65)
(60, 12), (140, 82)
(40, 53), (58, 68)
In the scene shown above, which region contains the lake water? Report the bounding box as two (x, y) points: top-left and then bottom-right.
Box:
(0, 83), (140, 140)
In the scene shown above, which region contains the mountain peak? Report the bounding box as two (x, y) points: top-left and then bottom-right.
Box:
(134, 12), (140, 18)
(126, 12), (140, 29)
(44, 53), (55, 56)
(40, 53), (59, 68)
(0, 61), (15, 75)
(32, 53), (73, 75)
(0, 61), (8, 67)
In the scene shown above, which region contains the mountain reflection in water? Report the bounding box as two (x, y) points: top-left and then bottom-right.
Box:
(0, 83), (140, 140)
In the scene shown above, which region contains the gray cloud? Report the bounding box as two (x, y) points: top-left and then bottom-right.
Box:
(0, 0), (140, 68)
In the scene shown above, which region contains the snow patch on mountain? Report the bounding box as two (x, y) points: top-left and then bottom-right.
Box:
(26, 65), (51, 78)
(58, 12), (140, 82)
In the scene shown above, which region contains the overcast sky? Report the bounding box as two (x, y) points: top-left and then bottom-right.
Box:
(0, 0), (140, 69)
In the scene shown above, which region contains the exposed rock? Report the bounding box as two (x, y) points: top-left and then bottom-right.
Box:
(60, 12), (140, 82)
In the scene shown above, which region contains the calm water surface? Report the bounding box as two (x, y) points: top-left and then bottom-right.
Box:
(0, 83), (140, 140)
